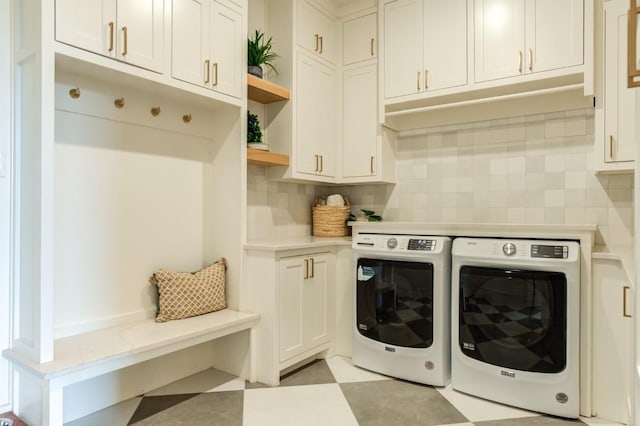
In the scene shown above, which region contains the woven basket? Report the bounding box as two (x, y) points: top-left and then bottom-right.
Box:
(312, 197), (351, 237)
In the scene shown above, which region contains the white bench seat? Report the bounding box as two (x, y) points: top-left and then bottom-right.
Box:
(3, 309), (259, 425)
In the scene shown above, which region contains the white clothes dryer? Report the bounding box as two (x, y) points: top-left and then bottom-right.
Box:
(352, 234), (452, 386)
(451, 237), (580, 418)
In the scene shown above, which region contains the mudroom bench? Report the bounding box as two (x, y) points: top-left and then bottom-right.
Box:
(3, 309), (260, 425)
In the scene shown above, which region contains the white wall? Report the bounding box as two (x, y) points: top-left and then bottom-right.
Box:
(0, 0), (12, 412)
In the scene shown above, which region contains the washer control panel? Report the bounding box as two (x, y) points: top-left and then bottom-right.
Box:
(531, 244), (568, 259)
(408, 239), (436, 251)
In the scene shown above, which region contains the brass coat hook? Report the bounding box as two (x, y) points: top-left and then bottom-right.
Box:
(150, 107), (161, 117)
(114, 97), (125, 108)
(183, 114), (192, 123)
(69, 88), (81, 99)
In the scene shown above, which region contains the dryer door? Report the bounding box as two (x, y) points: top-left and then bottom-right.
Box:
(458, 265), (567, 373)
(356, 258), (434, 348)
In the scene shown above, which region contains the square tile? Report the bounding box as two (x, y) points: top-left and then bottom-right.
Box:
(279, 359), (337, 387)
(64, 397), (142, 426)
(243, 383), (358, 426)
(436, 385), (537, 422)
(145, 368), (244, 396)
(341, 380), (467, 426)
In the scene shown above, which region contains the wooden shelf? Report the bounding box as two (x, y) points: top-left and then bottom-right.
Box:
(247, 148), (290, 167)
(247, 74), (290, 104)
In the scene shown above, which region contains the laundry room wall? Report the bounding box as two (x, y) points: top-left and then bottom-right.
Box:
(342, 108), (633, 252)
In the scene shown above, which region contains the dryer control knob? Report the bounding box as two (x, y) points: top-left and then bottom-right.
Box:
(503, 242), (516, 256)
(387, 238), (398, 249)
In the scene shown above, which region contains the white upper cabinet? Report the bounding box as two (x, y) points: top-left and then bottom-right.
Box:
(343, 12), (377, 65)
(596, 0), (635, 171)
(172, 0), (242, 98)
(474, 0), (583, 83)
(384, 0), (467, 99)
(56, 0), (164, 72)
(296, 52), (336, 178)
(423, 0), (468, 91)
(384, 0), (423, 98)
(297, 0), (337, 65)
(343, 64), (377, 178)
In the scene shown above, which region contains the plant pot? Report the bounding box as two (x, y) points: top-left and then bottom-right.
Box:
(248, 66), (263, 78)
(248, 142), (269, 151)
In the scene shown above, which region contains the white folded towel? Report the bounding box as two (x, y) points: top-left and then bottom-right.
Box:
(326, 194), (345, 206)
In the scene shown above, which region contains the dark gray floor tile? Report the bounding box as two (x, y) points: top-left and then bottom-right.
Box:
(131, 391), (243, 425)
(475, 415), (586, 425)
(279, 359), (337, 387)
(340, 380), (468, 426)
(129, 394), (197, 424)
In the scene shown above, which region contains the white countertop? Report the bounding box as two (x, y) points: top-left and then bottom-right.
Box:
(245, 236), (352, 252)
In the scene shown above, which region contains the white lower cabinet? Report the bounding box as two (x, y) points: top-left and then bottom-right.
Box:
(592, 256), (632, 424)
(246, 248), (336, 386)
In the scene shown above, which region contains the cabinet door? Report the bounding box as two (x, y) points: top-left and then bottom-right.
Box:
(384, 0), (423, 98)
(306, 254), (332, 348)
(423, 0), (467, 91)
(525, 0), (583, 73)
(172, 0), (208, 86)
(343, 64), (377, 178)
(604, 0), (636, 164)
(296, 53), (335, 177)
(55, 0), (116, 57)
(116, 0), (164, 72)
(279, 257), (306, 362)
(210, 0), (243, 97)
(474, 0), (525, 82)
(298, 0), (337, 64)
(343, 12), (377, 66)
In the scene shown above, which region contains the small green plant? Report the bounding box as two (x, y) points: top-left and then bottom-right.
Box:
(248, 30), (279, 76)
(349, 209), (382, 222)
(247, 111), (263, 143)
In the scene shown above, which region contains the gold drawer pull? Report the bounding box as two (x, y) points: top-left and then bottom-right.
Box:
(122, 26), (128, 56)
(623, 286), (632, 318)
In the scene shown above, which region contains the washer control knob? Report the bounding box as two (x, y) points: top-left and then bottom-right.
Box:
(387, 238), (398, 249)
(503, 242), (516, 256)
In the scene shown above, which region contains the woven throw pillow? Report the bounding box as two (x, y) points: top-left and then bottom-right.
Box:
(149, 258), (227, 322)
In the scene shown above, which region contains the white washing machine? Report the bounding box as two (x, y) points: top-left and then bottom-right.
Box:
(451, 237), (580, 418)
(352, 233), (451, 386)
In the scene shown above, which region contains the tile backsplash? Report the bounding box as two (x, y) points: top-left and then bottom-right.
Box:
(247, 108), (633, 249)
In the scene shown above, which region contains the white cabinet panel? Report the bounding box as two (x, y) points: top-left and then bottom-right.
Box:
(526, 0), (583, 73)
(55, 0), (116, 57)
(295, 52), (335, 177)
(423, 0), (467, 90)
(475, 0), (583, 83)
(603, 0), (635, 164)
(343, 12), (377, 65)
(343, 64), (377, 178)
(172, 0), (242, 98)
(116, 0), (164, 71)
(210, 1), (242, 97)
(55, 0), (163, 72)
(384, 0), (422, 98)
(297, 0), (336, 64)
(474, 0), (525, 82)
(279, 257), (305, 361)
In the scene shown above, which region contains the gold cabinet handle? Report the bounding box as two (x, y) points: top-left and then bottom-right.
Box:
(628, 0), (640, 87)
(319, 36), (323, 54)
(370, 38), (375, 56)
(108, 21), (114, 52)
(518, 51), (523, 73)
(304, 259), (309, 279)
(528, 48), (533, 71)
(204, 59), (210, 84)
(314, 34), (319, 52)
(314, 154), (319, 172)
(609, 135), (614, 159)
(310, 258), (315, 278)
(319, 155), (323, 172)
(424, 69), (428, 89)
(122, 26), (128, 56)
(417, 71), (420, 91)
(370, 156), (374, 174)
(623, 285), (632, 318)
(213, 62), (219, 86)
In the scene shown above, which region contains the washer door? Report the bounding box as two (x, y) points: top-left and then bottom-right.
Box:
(458, 266), (567, 373)
(356, 258), (434, 348)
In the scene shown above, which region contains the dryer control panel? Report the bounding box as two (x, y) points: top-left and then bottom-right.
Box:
(408, 239), (436, 251)
(531, 244), (569, 259)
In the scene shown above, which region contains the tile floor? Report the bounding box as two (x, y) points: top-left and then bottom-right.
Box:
(66, 356), (622, 426)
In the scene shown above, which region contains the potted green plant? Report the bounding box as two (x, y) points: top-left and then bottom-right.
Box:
(248, 30), (278, 79)
(247, 111), (268, 150)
